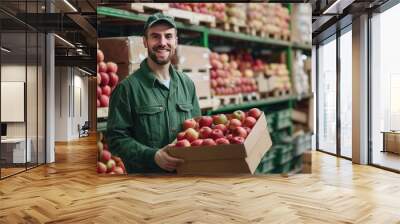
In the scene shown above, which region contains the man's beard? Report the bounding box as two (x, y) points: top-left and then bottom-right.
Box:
(148, 46), (174, 65)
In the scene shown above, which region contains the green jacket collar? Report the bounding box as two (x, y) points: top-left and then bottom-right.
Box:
(138, 59), (178, 90)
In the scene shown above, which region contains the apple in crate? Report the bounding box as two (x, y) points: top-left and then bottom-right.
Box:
(243, 116), (257, 128)
(198, 116), (213, 128)
(216, 138), (230, 145)
(230, 136), (245, 144)
(248, 108), (262, 119)
(114, 166), (124, 174)
(228, 119), (242, 130)
(233, 127), (248, 138)
(213, 124), (227, 134)
(184, 128), (199, 142)
(232, 110), (246, 121)
(177, 131), (186, 140)
(175, 139), (191, 147)
(97, 49), (104, 62)
(98, 62), (107, 73)
(199, 127), (212, 139)
(210, 129), (224, 140)
(202, 138), (217, 146)
(191, 139), (204, 146)
(212, 114), (228, 125)
(182, 119), (197, 130)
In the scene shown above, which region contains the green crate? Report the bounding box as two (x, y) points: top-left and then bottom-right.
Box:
(293, 132), (312, 156)
(272, 161), (292, 173)
(276, 109), (292, 130)
(292, 155), (303, 171)
(266, 113), (276, 133)
(274, 144), (294, 165)
(255, 148), (276, 174)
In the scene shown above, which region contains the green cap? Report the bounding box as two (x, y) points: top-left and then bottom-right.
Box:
(144, 13), (176, 32)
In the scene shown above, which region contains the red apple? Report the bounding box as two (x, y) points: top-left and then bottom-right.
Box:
(97, 99), (100, 107)
(228, 119), (242, 130)
(232, 110), (246, 121)
(106, 62), (118, 73)
(199, 126), (212, 139)
(243, 116), (257, 128)
(226, 134), (234, 142)
(109, 72), (119, 87)
(210, 129), (224, 140)
(248, 108), (262, 119)
(216, 138), (230, 145)
(184, 128), (199, 142)
(202, 138), (216, 146)
(99, 95), (109, 107)
(198, 116), (213, 128)
(191, 139), (204, 146)
(244, 127), (252, 135)
(97, 86), (102, 97)
(106, 159), (116, 172)
(102, 85), (111, 96)
(212, 114), (228, 125)
(213, 124), (227, 134)
(98, 62), (107, 73)
(100, 72), (109, 86)
(182, 119), (197, 130)
(231, 136), (245, 144)
(114, 166), (124, 174)
(177, 131), (186, 140)
(97, 162), (107, 174)
(97, 49), (104, 62)
(233, 127), (248, 138)
(101, 150), (111, 162)
(175, 139), (191, 147)
(97, 73), (101, 85)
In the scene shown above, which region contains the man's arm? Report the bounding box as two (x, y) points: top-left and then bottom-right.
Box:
(106, 83), (159, 172)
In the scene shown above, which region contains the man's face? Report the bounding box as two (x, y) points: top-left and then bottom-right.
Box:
(143, 23), (177, 65)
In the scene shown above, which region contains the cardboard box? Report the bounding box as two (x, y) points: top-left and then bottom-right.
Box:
(184, 69), (210, 99)
(175, 45), (210, 70)
(167, 113), (272, 175)
(292, 109), (308, 124)
(98, 36), (147, 79)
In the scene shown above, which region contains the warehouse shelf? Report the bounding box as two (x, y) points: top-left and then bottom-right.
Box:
(97, 6), (292, 48)
(207, 95), (297, 114)
(292, 42), (312, 51)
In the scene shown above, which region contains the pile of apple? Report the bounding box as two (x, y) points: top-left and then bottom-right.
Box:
(173, 108), (262, 147)
(261, 4), (290, 39)
(226, 3), (247, 26)
(265, 63), (291, 91)
(169, 3), (226, 22)
(97, 49), (119, 108)
(209, 51), (261, 96)
(97, 133), (126, 174)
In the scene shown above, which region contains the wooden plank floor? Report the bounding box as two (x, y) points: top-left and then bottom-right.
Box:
(0, 135), (400, 223)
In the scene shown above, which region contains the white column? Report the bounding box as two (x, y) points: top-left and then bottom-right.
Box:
(352, 14), (369, 164)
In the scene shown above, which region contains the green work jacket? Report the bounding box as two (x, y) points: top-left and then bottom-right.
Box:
(106, 59), (201, 173)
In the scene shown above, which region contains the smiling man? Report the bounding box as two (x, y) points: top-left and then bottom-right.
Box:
(106, 13), (201, 174)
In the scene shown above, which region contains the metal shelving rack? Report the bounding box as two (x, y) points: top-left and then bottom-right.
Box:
(96, 4), (312, 174)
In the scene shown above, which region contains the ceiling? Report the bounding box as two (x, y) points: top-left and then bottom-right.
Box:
(0, 0), (96, 73)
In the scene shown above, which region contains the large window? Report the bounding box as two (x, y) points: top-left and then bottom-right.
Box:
(339, 28), (352, 158)
(0, 1), (46, 179)
(371, 3), (400, 171)
(317, 36), (337, 154)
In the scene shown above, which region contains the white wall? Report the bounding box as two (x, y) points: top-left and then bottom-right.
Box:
(54, 67), (89, 141)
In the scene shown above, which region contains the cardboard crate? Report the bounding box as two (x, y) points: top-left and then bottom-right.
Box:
(167, 113), (272, 175)
(183, 68), (211, 99)
(175, 45), (211, 70)
(98, 36), (147, 79)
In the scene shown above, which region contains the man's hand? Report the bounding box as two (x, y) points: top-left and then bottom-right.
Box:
(155, 144), (184, 172)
